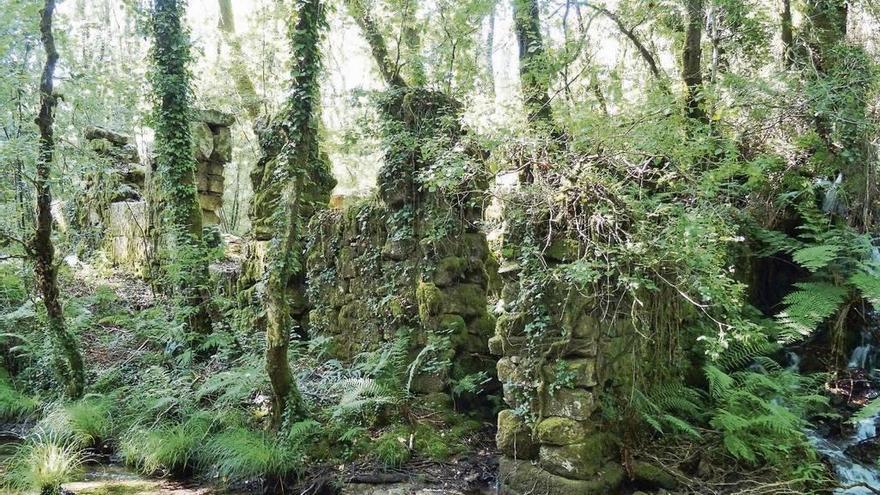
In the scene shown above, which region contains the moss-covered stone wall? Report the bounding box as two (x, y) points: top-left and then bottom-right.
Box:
(304, 88), (496, 394)
(491, 189), (635, 494)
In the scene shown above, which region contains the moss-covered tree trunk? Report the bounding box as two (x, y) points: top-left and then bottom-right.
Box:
(802, 0), (876, 231)
(34, 0), (85, 399)
(512, 0), (553, 129)
(150, 0), (211, 334)
(264, 0), (329, 429)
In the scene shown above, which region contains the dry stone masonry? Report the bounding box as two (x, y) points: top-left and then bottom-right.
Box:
(80, 110), (234, 272)
(491, 191), (634, 494)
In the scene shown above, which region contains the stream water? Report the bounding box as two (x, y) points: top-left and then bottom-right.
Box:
(800, 329), (880, 494)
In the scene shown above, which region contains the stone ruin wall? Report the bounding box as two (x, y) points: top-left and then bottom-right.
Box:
(81, 93), (643, 492)
(81, 110), (234, 272)
(490, 193), (645, 494)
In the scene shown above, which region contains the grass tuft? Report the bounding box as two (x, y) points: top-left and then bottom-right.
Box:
(0, 432), (84, 494)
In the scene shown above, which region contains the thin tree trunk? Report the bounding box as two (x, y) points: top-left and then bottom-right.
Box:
(344, 0), (406, 88)
(34, 0), (85, 399)
(682, 0), (707, 124)
(217, 0), (262, 120)
(265, 0), (329, 429)
(583, 4), (662, 80)
(780, 0), (793, 69)
(151, 0), (212, 334)
(486, 4), (495, 98)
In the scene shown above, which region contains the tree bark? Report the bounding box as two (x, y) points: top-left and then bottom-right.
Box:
(344, 0), (407, 88)
(151, 0), (211, 334)
(34, 0), (85, 399)
(780, 0), (793, 69)
(512, 0), (554, 128)
(682, 0), (707, 124)
(217, 0), (262, 120)
(264, 0), (329, 429)
(485, 4), (495, 98)
(584, 4), (662, 80)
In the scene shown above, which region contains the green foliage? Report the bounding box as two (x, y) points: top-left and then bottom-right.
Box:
(38, 395), (113, 448)
(201, 420), (318, 481)
(372, 430), (411, 467)
(120, 412), (212, 475)
(0, 433), (84, 495)
(705, 365), (828, 471)
(0, 368), (37, 420)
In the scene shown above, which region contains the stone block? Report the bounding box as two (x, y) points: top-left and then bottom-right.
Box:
(543, 358), (597, 388)
(538, 433), (617, 480)
(192, 122), (214, 161)
(543, 388), (596, 421)
(535, 417), (589, 446)
(498, 457), (623, 495)
(497, 409), (538, 459)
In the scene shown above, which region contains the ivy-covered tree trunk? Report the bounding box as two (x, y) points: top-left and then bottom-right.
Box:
(150, 0), (211, 334)
(34, 0), (85, 399)
(682, 0), (707, 124)
(512, 0), (553, 128)
(264, 0), (329, 429)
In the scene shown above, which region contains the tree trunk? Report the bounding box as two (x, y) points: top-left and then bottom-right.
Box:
(682, 0), (707, 124)
(264, 0), (329, 429)
(217, 0), (262, 120)
(485, 4), (495, 98)
(150, 0), (211, 334)
(780, 0), (793, 69)
(512, 0), (553, 128)
(34, 0), (85, 399)
(344, 0), (406, 88)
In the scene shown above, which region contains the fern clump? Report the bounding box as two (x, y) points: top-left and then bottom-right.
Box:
(705, 364), (828, 474)
(0, 369), (37, 420)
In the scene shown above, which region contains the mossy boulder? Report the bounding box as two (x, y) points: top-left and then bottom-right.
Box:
(535, 417), (589, 445)
(441, 283), (486, 316)
(433, 256), (467, 287)
(496, 409), (537, 459)
(499, 457), (624, 495)
(538, 432), (618, 480)
(417, 281), (444, 321)
(630, 460), (680, 490)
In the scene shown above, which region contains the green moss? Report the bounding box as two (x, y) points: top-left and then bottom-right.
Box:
(535, 417), (588, 445)
(373, 430), (411, 467)
(416, 281), (443, 321)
